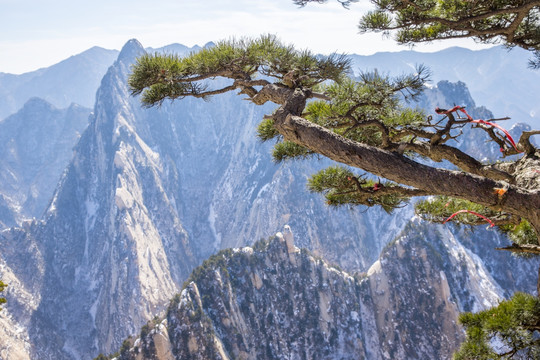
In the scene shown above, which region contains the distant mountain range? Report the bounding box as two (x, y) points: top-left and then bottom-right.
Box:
(0, 47), (118, 120)
(1, 43), (538, 127)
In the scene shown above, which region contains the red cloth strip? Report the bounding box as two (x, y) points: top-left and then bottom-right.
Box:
(443, 209), (495, 227)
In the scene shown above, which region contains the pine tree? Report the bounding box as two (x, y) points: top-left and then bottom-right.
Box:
(129, 9), (540, 358)
(292, 2), (540, 357)
(129, 34), (540, 254)
(455, 293), (540, 359)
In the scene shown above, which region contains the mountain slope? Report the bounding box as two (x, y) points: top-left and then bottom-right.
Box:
(1, 39), (407, 358)
(0, 40), (538, 360)
(119, 223), (537, 360)
(21, 40), (199, 359)
(0, 98), (91, 227)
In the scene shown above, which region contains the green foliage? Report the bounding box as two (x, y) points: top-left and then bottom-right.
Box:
(188, 248), (233, 285)
(140, 323), (151, 339)
(0, 280), (6, 311)
(120, 338), (132, 357)
(308, 165), (408, 212)
(272, 141), (313, 162)
(93, 354), (109, 360)
(301, 69), (428, 145)
(265, 69), (429, 210)
(416, 196), (495, 225)
(500, 220), (539, 247)
(256, 117), (280, 142)
(252, 236), (274, 252)
(416, 196), (539, 248)
(130, 31), (433, 213)
(129, 34), (351, 107)
(455, 292), (540, 359)
(357, 1), (540, 67)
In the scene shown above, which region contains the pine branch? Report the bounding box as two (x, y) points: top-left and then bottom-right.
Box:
(495, 243), (540, 255)
(357, 0), (540, 61)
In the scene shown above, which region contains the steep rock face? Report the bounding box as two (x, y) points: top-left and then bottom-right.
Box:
(23, 40), (198, 359)
(0, 221), (44, 360)
(122, 224), (538, 360)
(0, 98), (91, 227)
(2, 39), (405, 359)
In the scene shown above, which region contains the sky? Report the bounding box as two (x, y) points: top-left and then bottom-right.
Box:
(0, 0), (494, 74)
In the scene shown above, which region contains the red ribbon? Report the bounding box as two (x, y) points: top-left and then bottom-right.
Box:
(443, 209), (495, 227)
(435, 106), (521, 153)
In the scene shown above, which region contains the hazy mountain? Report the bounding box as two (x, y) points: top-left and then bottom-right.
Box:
(0, 47), (118, 120)
(0, 39), (398, 358)
(0, 98), (91, 228)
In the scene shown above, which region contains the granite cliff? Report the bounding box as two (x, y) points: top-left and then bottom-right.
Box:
(117, 224), (537, 360)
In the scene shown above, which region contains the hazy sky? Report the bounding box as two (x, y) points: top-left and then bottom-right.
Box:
(1, 0), (491, 74)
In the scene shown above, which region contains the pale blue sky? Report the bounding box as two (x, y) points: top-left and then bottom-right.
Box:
(1, 0), (490, 74)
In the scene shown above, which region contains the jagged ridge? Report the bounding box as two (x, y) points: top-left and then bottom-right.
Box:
(117, 224), (538, 360)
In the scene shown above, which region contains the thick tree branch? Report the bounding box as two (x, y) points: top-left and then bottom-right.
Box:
(129, 35), (540, 245)
(271, 109), (540, 239)
(311, 92), (331, 101)
(403, 2), (540, 31)
(368, 185), (432, 198)
(495, 243), (540, 255)
(189, 85), (239, 99)
(517, 130), (540, 155)
(357, 0), (540, 57)
(251, 83), (293, 105)
(402, 142), (514, 182)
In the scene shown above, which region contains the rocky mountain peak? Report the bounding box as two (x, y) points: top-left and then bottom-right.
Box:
(435, 80), (476, 109)
(117, 39), (145, 65)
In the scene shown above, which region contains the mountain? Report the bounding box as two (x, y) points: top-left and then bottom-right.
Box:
(0, 39), (399, 358)
(20, 39), (201, 359)
(117, 224), (538, 360)
(146, 43), (202, 57)
(21, 39), (408, 358)
(2, 44), (537, 130)
(0, 98), (91, 228)
(0, 47), (118, 120)
(350, 46), (540, 129)
(0, 40), (538, 359)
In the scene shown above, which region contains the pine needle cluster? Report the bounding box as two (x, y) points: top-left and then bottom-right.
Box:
(358, 0), (540, 68)
(129, 34), (350, 107)
(416, 196), (538, 250)
(307, 166), (408, 212)
(455, 292), (540, 360)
